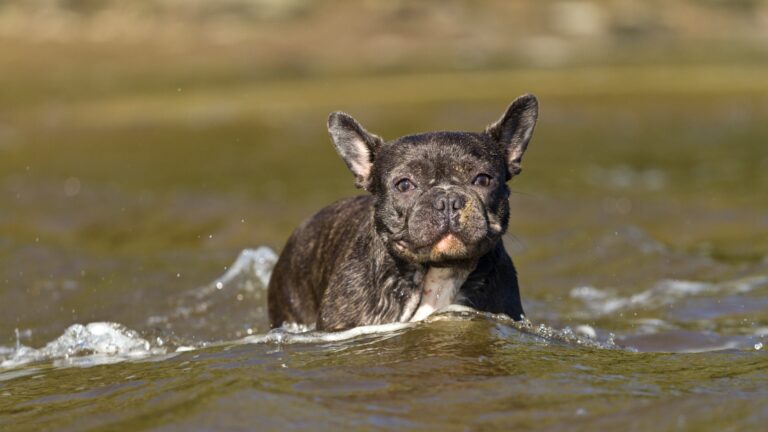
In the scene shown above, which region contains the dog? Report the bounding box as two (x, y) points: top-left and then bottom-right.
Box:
(268, 94), (538, 331)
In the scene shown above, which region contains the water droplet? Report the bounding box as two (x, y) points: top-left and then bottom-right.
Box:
(215, 281), (223, 290)
(176, 273), (181, 278)
(755, 342), (763, 351)
(63, 177), (81, 197)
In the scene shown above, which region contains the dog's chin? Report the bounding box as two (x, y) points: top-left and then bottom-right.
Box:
(390, 233), (492, 266)
(429, 234), (469, 261)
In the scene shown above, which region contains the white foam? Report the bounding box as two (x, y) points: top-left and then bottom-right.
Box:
(0, 310), (625, 373)
(570, 275), (768, 316)
(279, 322), (316, 333)
(241, 322), (414, 345)
(237, 306), (620, 351)
(632, 318), (674, 335)
(574, 324), (597, 339)
(240, 305), (489, 346)
(0, 322), (164, 369)
(675, 340), (744, 354)
(518, 319), (620, 350)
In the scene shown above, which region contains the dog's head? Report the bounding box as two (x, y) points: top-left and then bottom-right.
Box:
(328, 94), (538, 266)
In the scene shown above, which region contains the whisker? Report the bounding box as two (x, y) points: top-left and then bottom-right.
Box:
(509, 188), (537, 198)
(504, 233), (527, 250)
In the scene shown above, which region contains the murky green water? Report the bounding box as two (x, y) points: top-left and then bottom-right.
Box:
(1, 69), (768, 430)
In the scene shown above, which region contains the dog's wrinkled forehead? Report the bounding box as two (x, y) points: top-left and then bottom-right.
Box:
(375, 131), (502, 181)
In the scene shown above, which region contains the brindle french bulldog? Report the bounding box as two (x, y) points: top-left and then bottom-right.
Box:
(268, 94), (538, 331)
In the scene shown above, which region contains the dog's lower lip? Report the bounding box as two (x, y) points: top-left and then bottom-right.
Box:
(432, 234), (465, 255)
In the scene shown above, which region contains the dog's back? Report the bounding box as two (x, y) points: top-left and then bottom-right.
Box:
(267, 195), (373, 328)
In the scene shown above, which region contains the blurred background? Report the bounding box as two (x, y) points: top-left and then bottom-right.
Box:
(1, 0), (768, 348)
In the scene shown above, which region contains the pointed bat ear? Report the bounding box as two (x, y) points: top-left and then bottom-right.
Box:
(327, 112), (384, 190)
(485, 94), (539, 179)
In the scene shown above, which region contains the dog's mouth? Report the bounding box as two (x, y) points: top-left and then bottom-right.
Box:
(388, 195), (503, 264)
(431, 234), (467, 257)
(393, 233), (479, 264)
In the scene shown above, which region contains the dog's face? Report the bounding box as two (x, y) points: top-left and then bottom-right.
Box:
(328, 94), (538, 266)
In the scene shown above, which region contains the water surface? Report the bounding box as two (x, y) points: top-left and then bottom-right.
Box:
(1, 72), (767, 430)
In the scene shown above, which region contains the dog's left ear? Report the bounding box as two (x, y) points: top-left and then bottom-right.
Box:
(328, 112), (384, 190)
(485, 94), (539, 179)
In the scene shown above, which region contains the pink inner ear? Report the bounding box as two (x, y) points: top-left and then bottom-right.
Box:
(510, 127), (534, 161)
(346, 137), (374, 190)
(349, 138), (372, 179)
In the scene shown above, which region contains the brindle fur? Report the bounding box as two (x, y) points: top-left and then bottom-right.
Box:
(268, 95), (539, 331)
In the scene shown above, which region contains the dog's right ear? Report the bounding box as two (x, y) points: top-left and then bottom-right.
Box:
(327, 112), (384, 190)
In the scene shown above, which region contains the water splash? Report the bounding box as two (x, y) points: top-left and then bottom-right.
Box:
(211, 246), (278, 290)
(513, 318), (620, 350)
(1, 322), (165, 369)
(239, 305), (621, 350)
(3, 244), (697, 373)
(1, 248), (280, 370)
(145, 247), (278, 340)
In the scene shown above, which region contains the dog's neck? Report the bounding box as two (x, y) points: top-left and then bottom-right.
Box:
(369, 231), (474, 322)
(408, 266), (471, 322)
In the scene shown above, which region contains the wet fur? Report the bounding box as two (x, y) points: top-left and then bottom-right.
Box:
(268, 95), (538, 331)
(267, 195), (524, 331)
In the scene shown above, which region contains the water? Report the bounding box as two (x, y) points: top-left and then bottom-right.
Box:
(2, 77), (768, 429)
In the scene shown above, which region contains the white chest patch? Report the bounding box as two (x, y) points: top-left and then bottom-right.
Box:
(409, 267), (470, 322)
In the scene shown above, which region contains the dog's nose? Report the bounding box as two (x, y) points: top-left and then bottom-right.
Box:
(433, 193), (466, 217)
(450, 195), (466, 211)
(433, 197), (448, 212)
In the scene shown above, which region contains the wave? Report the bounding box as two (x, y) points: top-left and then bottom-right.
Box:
(570, 275), (768, 315)
(0, 311), (619, 371)
(4, 246), (765, 371)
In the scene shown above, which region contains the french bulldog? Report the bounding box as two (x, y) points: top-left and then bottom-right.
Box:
(268, 94), (538, 331)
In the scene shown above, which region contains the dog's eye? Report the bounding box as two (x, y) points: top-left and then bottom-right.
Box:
(472, 174), (493, 187)
(394, 178), (415, 192)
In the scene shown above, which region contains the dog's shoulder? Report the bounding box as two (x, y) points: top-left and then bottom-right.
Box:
(323, 194), (374, 219)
